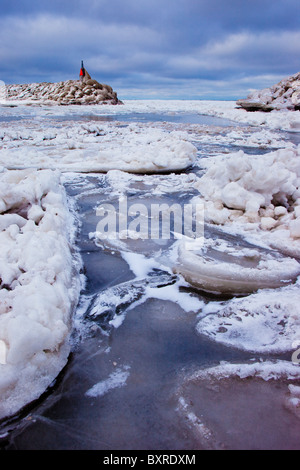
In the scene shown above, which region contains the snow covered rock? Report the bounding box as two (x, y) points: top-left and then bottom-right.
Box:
(6, 74), (122, 106)
(237, 72), (300, 112)
(0, 169), (81, 420)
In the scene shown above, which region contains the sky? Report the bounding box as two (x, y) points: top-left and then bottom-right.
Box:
(0, 0), (299, 100)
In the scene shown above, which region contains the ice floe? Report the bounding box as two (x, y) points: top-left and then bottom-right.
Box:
(196, 281), (300, 353)
(174, 237), (300, 295)
(0, 122), (197, 174)
(176, 360), (300, 449)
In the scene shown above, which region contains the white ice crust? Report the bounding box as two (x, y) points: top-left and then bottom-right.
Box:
(0, 168), (81, 419)
(174, 241), (300, 295)
(0, 122), (197, 174)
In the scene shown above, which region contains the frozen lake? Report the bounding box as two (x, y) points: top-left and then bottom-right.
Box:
(1, 101), (300, 449)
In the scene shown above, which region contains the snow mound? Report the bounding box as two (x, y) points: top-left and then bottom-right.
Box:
(174, 146), (300, 293)
(0, 123), (197, 174)
(0, 81), (6, 104)
(0, 169), (81, 420)
(193, 145), (300, 256)
(237, 71), (300, 111)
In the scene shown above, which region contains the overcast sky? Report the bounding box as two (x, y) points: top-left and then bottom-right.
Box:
(0, 0), (299, 99)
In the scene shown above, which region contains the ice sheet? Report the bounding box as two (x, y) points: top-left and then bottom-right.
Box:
(197, 281), (300, 353)
(176, 360), (300, 450)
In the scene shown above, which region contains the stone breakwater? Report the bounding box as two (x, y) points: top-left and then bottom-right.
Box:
(237, 71), (300, 112)
(6, 78), (123, 105)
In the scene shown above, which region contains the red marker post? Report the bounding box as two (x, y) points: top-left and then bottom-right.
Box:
(79, 60), (85, 81)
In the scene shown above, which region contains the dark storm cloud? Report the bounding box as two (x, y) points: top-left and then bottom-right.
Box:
(0, 0), (299, 99)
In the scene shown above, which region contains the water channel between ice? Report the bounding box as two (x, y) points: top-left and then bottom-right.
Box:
(1, 110), (300, 450)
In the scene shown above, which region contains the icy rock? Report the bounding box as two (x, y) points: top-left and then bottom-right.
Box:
(237, 71), (300, 111)
(6, 72), (122, 106)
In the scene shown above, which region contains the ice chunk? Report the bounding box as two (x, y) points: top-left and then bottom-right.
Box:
(192, 145), (300, 256)
(86, 269), (178, 331)
(197, 283), (300, 353)
(174, 236), (300, 295)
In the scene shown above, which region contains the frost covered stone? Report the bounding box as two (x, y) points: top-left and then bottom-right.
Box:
(6, 73), (122, 106)
(237, 71), (300, 112)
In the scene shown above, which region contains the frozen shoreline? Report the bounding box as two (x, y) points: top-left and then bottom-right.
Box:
(1, 99), (300, 430)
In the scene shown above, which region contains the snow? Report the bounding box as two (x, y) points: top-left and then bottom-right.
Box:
(190, 145), (300, 256)
(85, 365), (130, 398)
(1, 98), (300, 423)
(183, 359), (300, 383)
(1, 98), (300, 130)
(0, 122), (197, 173)
(0, 168), (81, 420)
(112, 99), (300, 131)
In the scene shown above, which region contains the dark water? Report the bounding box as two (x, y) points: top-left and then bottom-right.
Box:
(49, 111), (240, 128)
(0, 115), (23, 122)
(0, 108), (239, 127)
(0, 111), (300, 451)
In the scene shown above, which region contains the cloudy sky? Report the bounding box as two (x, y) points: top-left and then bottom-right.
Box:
(0, 0), (299, 100)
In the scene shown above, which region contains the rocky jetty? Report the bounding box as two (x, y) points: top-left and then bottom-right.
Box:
(236, 71), (300, 112)
(6, 68), (122, 106)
